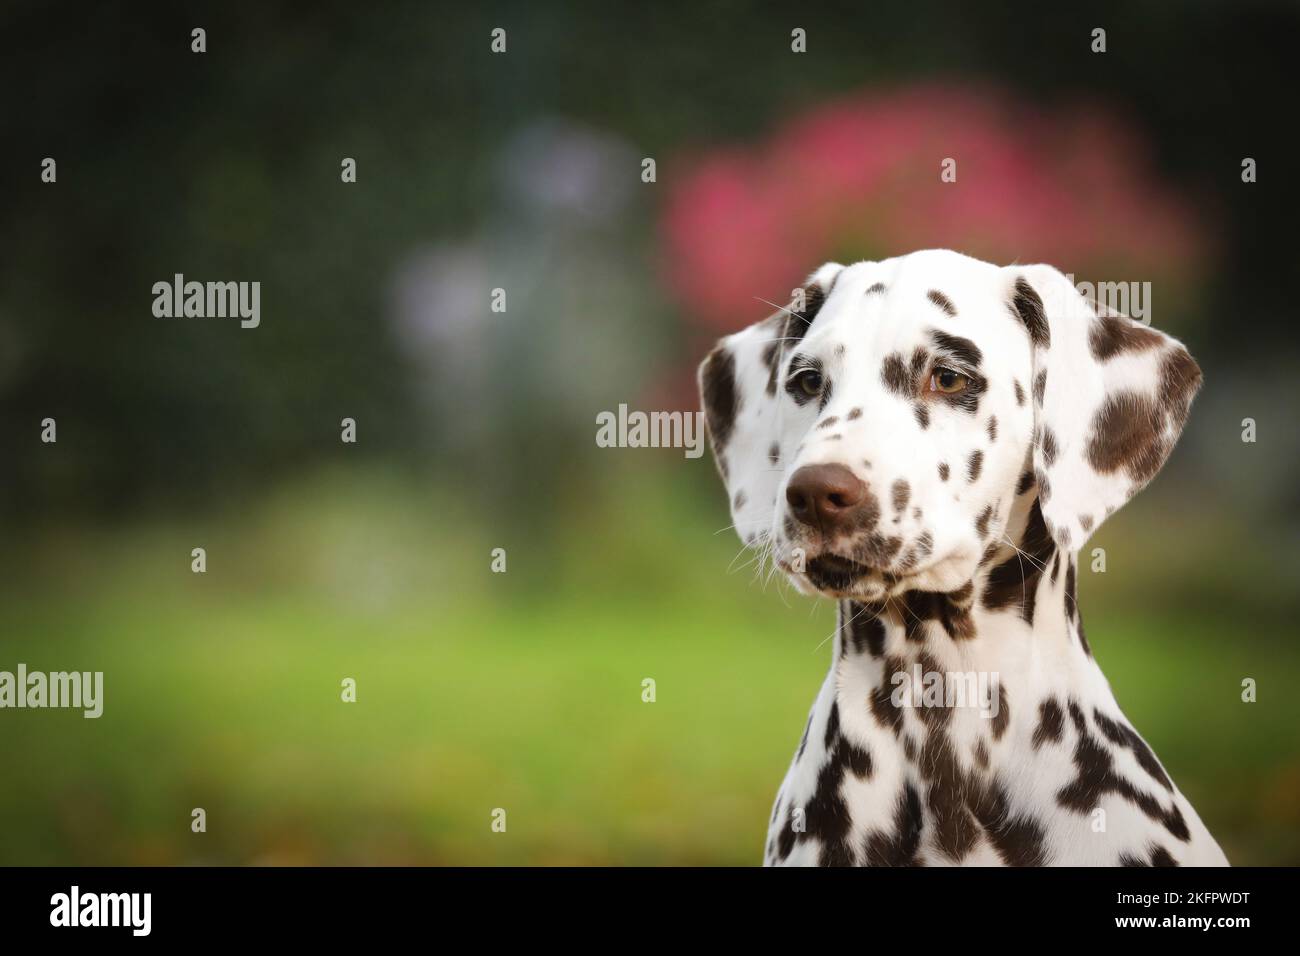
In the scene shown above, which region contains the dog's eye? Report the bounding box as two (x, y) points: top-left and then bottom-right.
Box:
(929, 367), (968, 394)
(791, 368), (824, 398)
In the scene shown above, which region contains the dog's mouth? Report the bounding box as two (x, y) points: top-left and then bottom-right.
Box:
(804, 554), (876, 592)
(792, 549), (942, 599)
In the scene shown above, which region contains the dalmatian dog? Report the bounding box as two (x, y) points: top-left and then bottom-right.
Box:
(698, 249), (1228, 866)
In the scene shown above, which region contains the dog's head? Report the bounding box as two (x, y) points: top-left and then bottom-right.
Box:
(699, 249), (1201, 601)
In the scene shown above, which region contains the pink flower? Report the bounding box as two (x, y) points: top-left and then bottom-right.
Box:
(660, 84), (1209, 334)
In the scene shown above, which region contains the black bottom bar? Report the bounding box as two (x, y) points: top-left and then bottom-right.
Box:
(0, 865), (1281, 941)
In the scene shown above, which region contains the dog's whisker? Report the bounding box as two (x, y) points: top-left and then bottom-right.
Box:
(893, 592), (926, 631)
(751, 295), (801, 318)
(728, 547), (763, 576)
(997, 532), (1048, 574)
(994, 532), (1040, 614)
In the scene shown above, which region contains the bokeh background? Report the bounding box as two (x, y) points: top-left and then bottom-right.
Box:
(1, 1), (1297, 865)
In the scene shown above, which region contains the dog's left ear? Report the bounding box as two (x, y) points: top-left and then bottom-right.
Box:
(1007, 264), (1202, 551)
(699, 262), (845, 547)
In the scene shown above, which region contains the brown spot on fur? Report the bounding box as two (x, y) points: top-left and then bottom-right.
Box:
(870, 657), (908, 734)
(845, 602), (888, 657)
(914, 652), (954, 729)
(824, 701), (841, 747)
(927, 289), (957, 317)
(967, 450), (983, 483)
(1010, 277), (1050, 347)
(775, 809), (798, 861)
(1040, 427), (1059, 468)
(1087, 348), (1201, 484)
(916, 715), (1046, 866)
(987, 416), (997, 442)
(700, 345), (739, 456)
(938, 461), (949, 482)
(1092, 708), (1173, 792)
(881, 353), (912, 396)
(930, 330), (982, 368)
(990, 685), (1010, 740)
(981, 500), (1056, 624)
(1149, 845), (1178, 867)
(797, 741), (863, 865)
(1089, 314), (1164, 361)
(764, 282), (836, 394)
(915, 531), (933, 557)
(1085, 393), (1164, 481)
(761, 328), (785, 397)
(901, 589), (976, 642)
(861, 783), (923, 866)
(910, 347), (929, 380)
(1033, 698), (1064, 749)
(918, 732), (980, 860)
(1119, 844), (1178, 867)
(967, 776), (1049, 866)
(987, 691), (1008, 743)
(1160, 347), (1202, 424)
(891, 479), (911, 514)
(1066, 561), (1076, 629)
(788, 283), (828, 340)
(1057, 703), (1189, 842)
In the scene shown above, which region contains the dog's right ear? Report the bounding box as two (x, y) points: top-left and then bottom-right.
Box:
(1006, 263), (1202, 551)
(698, 262), (844, 547)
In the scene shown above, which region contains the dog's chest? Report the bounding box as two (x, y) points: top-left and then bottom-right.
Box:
(762, 623), (1226, 867)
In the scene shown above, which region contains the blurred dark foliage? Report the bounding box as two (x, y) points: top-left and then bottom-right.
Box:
(1, 0), (1297, 521)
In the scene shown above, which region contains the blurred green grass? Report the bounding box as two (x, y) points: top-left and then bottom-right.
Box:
(1, 466), (1296, 865)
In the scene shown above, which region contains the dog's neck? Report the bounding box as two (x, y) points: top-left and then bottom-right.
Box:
(828, 492), (1097, 707)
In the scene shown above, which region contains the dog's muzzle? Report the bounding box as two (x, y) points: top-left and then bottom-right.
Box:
(784, 463), (894, 592)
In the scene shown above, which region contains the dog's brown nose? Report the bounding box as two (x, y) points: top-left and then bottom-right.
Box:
(786, 464), (871, 533)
